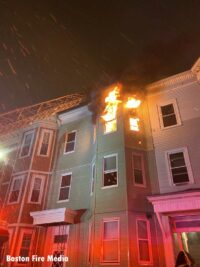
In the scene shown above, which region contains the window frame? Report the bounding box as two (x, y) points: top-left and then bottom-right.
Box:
(64, 130), (77, 155)
(19, 130), (35, 158)
(158, 99), (181, 130)
(136, 216), (153, 265)
(17, 229), (34, 262)
(165, 147), (194, 186)
(103, 119), (117, 135)
(8, 175), (24, 204)
(102, 154), (118, 189)
(28, 174), (45, 204)
(90, 160), (96, 196)
(37, 129), (53, 157)
(132, 152), (146, 187)
(57, 172), (72, 203)
(101, 217), (120, 264)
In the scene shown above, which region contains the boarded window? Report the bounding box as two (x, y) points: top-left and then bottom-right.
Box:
(102, 219), (119, 263)
(58, 174), (72, 201)
(103, 155), (117, 187)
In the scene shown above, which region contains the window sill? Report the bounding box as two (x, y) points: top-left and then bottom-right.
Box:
(101, 185), (118, 189)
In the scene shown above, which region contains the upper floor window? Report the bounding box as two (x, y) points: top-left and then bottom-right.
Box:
(104, 119), (117, 134)
(136, 217), (152, 265)
(103, 154), (118, 187)
(132, 153), (146, 187)
(64, 131), (76, 154)
(8, 176), (23, 203)
(20, 131), (34, 157)
(101, 218), (120, 263)
(166, 148), (194, 186)
(29, 175), (45, 203)
(158, 99), (181, 129)
(58, 173), (72, 202)
(38, 129), (53, 156)
(19, 233), (32, 260)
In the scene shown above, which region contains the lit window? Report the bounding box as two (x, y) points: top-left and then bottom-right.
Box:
(136, 218), (152, 265)
(159, 100), (181, 129)
(167, 148), (193, 185)
(102, 219), (119, 263)
(29, 175), (44, 203)
(19, 233), (32, 260)
(103, 155), (118, 187)
(64, 131), (76, 154)
(8, 176), (23, 203)
(132, 153), (146, 186)
(90, 162), (96, 195)
(130, 118), (140, 131)
(58, 173), (72, 201)
(38, 129), (53, 156)
(20, 131), (34, 157)
(104, 119), (117, 134)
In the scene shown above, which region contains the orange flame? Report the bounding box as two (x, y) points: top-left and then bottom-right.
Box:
(101, 86), (121, 122)
(125, 97), (141, 109)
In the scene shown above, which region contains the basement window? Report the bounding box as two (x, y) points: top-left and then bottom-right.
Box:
(103, 154), (118, 187)
(64, 131), (76, 154)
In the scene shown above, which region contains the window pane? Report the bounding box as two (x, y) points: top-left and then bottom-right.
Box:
(61, 175), (71, 187)
(9, 191), (19, 202)
(161, 104), (174, 116)
(31, 190), (40, 202)
(33, 178), (42, 190)
(54, 235), (68, 244)
(172, 173), (189, 184)
(59, 187), (69, 201)
(169, 152), (185, 167)
(139, 240), (150, 261)
(105, 120), (117, 133)
(104, 156), (116, 171)
(67, 132), (76, 142)
(133, 155), (142, 170)
(13, 179), (22, 190)
(104, 172), (117, 186)
(103, 240), (118, 262)
(104, 221), (118, 239)
(134, 169), (143, 184)
(65, 142), (75, 153)
(163, 114), (177, 127)
(137, 220), (148, 239)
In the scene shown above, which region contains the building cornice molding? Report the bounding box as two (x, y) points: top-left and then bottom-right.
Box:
(58, 105), (91, 125)
(146, 57), (200, 93)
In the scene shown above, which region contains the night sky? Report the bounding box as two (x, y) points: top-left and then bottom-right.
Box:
(0, 0), (200, 112)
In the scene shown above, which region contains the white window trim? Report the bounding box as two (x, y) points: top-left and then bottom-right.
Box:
(90, 160), (96, 196)
(102, 153), (118, 189)
(57, 172), (72, 203)
(158, 99), (181, 130)
(103, 119), (117, 135)
(19, 130), (35, 158)
(17, 229), (34, 260)
(136, 216), (153, 265)
(28, 174), (45, 204)
(37, 129), (53, 157)
(132, 152), (146, 188)
(101, 217), (120, 264)
(165, 147), (194, 187)
(8, 175), (24, 204)
(63, 130), (77, 155)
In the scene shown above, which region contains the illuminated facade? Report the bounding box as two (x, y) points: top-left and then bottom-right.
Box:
(1, 57), (200, 267)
